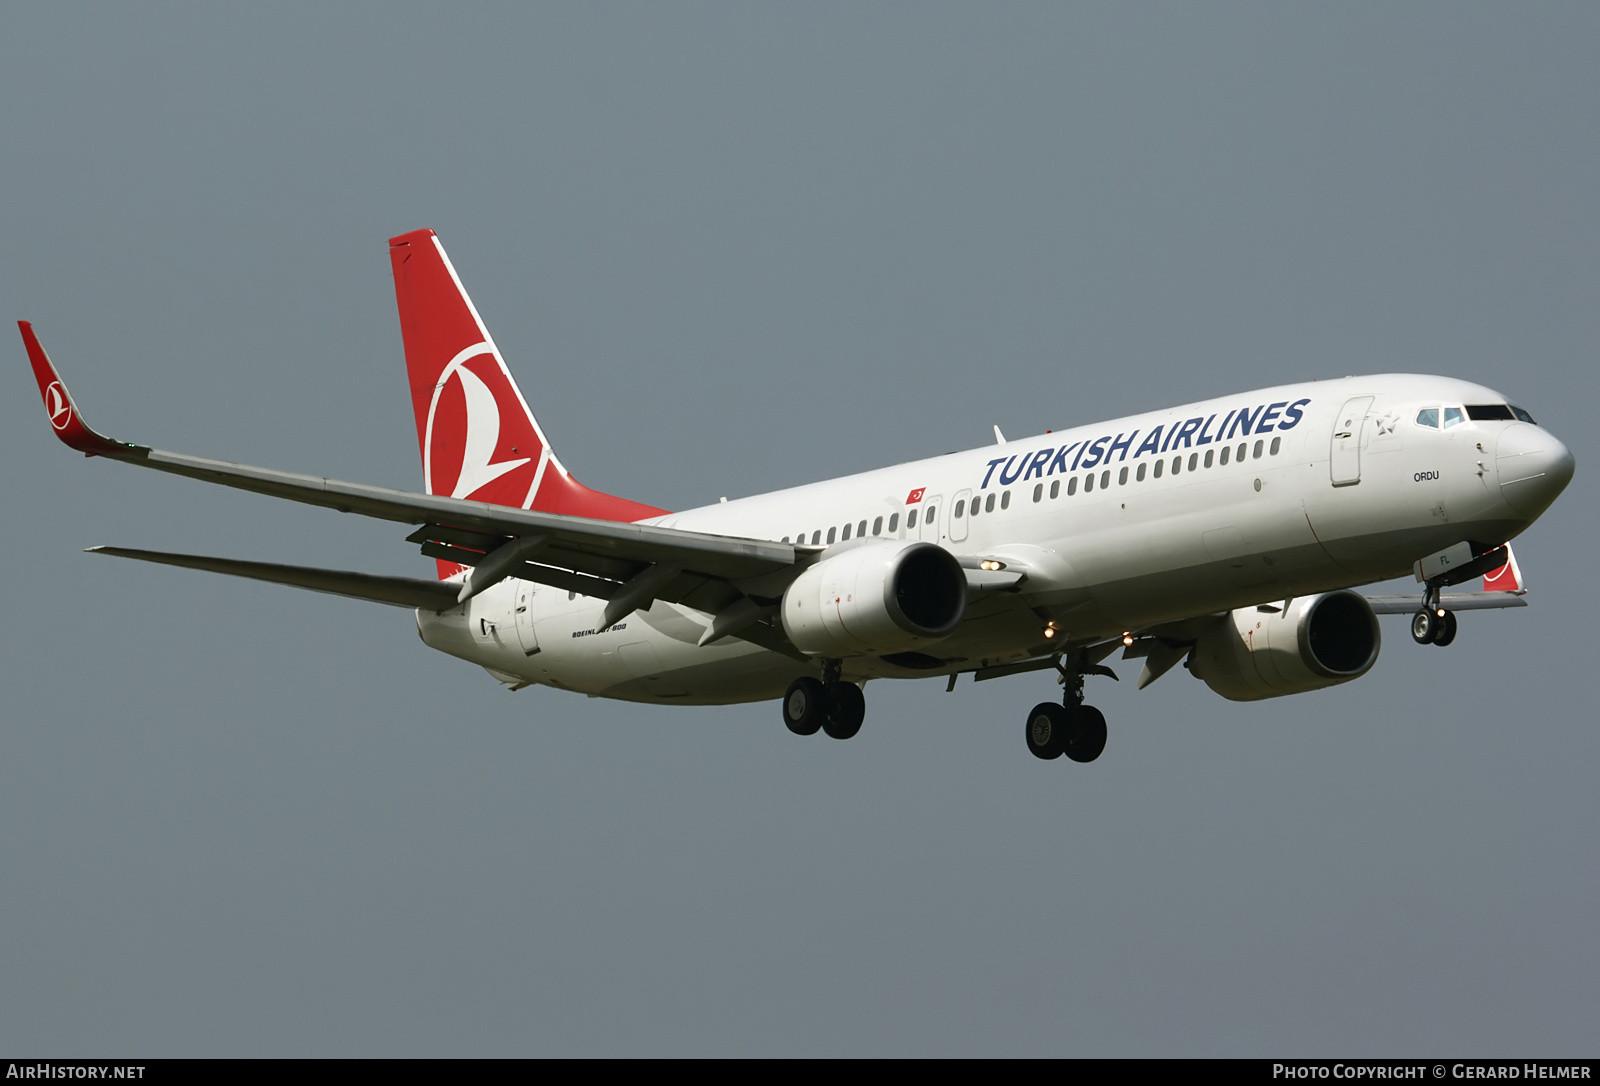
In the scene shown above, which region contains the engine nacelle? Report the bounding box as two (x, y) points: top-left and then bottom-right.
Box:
(780, 540), (966, 656)
(1189, 590), (1381, 701)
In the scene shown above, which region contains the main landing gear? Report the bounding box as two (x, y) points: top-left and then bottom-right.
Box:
(1025, 659), (1111, 763)
(782, 662), (866, 740)
(1411, 583), (1458, 648)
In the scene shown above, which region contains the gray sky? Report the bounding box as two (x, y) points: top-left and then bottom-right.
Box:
(2, 4), (1596, 1056)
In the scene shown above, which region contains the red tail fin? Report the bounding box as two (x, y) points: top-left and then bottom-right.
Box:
(388, 229), (667, 523)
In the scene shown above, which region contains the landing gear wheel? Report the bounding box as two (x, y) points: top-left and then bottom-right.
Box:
(1064, 705), (1107, 764)
(1025, 702), (1068, 760)
(1431, 610), (1458, 647)
(821, 681), (865, 740)
(1411, 609), (1439, 645)
(783, 676), (825, 736)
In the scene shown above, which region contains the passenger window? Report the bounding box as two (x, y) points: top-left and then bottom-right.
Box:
(1443, 406), (1465, 429)
(1171, 456), (1181, 475)
(782, 536), (790, 543)
(1187, 453), (1197, 472)
(1203, 450), (1213, 469)
(1415, 407), (1439, 428)
(873, 516), (883, 535)
(1253, 439), (1263, 458)
(986, 493), (996, 513)
(1000, 492), (1010, 510)
(888, 513), (899, 532)
(1084, 472), (1095, 492)
(954, 499), (966, 517)
(1067, 476), (1078, 495)
(1237, 442), (1247, 461)
(1049, 480), (1060, 499)
(907, 509), (918, 529)
(1100, 470), (1110, 490)
(811, 531), (821, 545)
(1136, 462), (1146, 481)
(1032, 483), (1042, 503)
(926, 505), (937, 522)
(1153, 460), (1163, 479)
(1220, 445), (1230, 465)
(1118, 466), (1128, 485)
(841, 523), (851, 541)
(827, 527), (837, 544)
(1270, 436), (1281, 455)
(970, 497), (980, 518)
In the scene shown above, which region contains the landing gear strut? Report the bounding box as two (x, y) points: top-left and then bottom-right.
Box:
(782, 661), (866, 740)
(1025, 653), (1111, 763)
(1411, 582), (1458, 648)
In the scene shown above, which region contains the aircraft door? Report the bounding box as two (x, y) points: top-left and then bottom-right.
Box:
(949, 489), (971, 543)
(1330, 396), (1373, 487)
(921, 495), (943, 542)
(514, 582), (540, 656)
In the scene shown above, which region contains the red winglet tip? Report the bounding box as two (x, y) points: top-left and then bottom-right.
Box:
(388, 228), (437, 249)
(18, 323), (124, 457)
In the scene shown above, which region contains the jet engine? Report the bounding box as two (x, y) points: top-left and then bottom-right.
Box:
(1189, 590), (1380, 701)
(780, 539), (966, 656)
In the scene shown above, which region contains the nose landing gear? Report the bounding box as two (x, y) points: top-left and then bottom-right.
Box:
(1410, 583), (1459, 648)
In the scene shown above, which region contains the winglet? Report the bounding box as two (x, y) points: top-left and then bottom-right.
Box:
(1482, 543), (1526, 594)
(18, 322), (131, 457)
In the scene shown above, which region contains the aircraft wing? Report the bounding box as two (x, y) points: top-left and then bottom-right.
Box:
(23, 323), (802, 627)
(87, 546), (461, 610)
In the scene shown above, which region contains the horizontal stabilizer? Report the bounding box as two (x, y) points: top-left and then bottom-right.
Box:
(1364, 592), (1529, 615)
(88, 546), (460, 611)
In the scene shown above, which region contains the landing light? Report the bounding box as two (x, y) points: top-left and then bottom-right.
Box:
(1122, 633), (1134, 646)
(979, 559), (1005, 571)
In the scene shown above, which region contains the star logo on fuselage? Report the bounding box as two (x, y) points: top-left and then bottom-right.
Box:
(1374, 411), (1399, 436)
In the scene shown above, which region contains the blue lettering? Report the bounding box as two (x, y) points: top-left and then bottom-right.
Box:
(1080, 436), (1111, 470)
(980, 457), (1008, 488)
(998, 454), (1026, 486)
(1256, 401), (1287, 434)
(1022, 448), (1053, 481)
(1279, 397), (1310, 430)
(1072, 440), (1092, 470)
(1135, 427), (1164, 458)
(1108, 430), (1137, 462)
(1170, 417), (1203, 449)
(1217, 409), (1236, 438)
(1194, 413), (1218, 445)
(1226, 404), (1264, 440)
(1047, 441), (1079, 475)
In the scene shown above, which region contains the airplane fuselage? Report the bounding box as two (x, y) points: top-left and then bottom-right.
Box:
(419, 372), (1566, 703)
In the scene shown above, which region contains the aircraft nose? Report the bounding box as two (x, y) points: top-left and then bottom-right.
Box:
(1496, 422), (1575, 518)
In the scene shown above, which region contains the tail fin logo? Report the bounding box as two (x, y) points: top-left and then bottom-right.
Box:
(46, 381), (72, 430)
(424, 342), (542, 504)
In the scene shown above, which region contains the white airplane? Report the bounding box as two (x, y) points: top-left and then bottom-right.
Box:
(22, 229), (1575, 762)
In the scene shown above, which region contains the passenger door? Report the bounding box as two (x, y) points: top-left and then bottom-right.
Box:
(1330, 396), (1373, 487)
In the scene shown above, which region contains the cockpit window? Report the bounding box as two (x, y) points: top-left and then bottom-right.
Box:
(1466, 404), (1515, 421)
(1511, 405), (1536, 424)
(1443, 406), (1465, 429)
(1415, 407), (1439, 429)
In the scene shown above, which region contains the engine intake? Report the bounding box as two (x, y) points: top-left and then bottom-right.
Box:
(1190, 590), (1380, 701)
(781, 540), (966, 656)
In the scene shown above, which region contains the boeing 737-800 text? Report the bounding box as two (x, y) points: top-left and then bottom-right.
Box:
(22, 229), (1575, 762)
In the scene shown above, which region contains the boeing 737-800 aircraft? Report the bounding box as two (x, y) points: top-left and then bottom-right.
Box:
(22, 229), (1575, 762)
